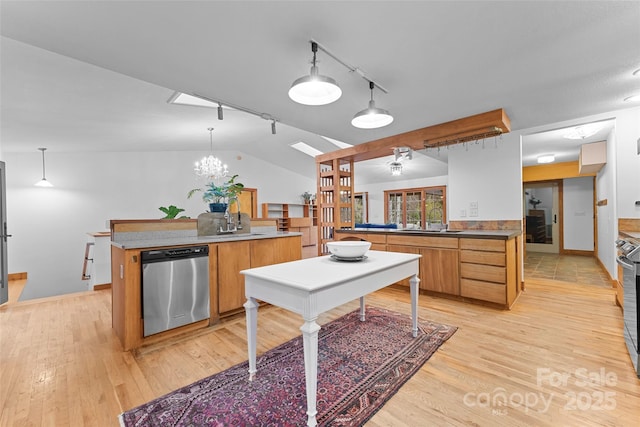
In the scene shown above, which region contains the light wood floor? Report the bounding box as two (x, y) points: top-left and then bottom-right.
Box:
(1, 277), (639, 426)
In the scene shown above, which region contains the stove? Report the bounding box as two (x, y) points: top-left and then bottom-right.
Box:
(616, 238), (640, 378)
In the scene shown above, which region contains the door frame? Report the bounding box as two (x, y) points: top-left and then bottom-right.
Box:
(524, 180), (563, 253)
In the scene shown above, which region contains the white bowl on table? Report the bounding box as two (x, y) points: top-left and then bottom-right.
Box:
(326, 241), (371, 258)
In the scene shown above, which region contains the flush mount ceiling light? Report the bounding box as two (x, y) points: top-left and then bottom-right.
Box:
(352, 81), (394, 129)
(390, 161), (403, 176)
(288, 41), (342, 106)
(34, 147), (53, 187)
(537, 154), (555, 164)
(194, 128), (229, 180)
(563, 123), (603, 140)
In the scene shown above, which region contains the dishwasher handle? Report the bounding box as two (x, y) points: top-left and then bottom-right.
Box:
(141, 246), (209, 263)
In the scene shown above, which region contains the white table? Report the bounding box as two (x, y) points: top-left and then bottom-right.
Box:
(241, 250), (421, 427)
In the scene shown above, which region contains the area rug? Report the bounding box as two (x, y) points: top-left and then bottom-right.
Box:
(119, 307), (457, 427)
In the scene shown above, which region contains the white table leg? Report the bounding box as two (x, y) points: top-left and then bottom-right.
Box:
(359, 296), (366, 321)
(409, 274), (420, 337)
(244, 297), (259, 380)
(300, 318), (321, 427)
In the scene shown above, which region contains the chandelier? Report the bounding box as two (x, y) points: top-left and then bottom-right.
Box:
(194, 128), (229, 180)
(390, 161), (403, 176)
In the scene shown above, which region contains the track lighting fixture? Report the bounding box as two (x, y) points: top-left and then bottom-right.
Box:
(217, 103), (223, 120)
(34, 147), (53, 187)
(352, 81), (394, 129)
(271, 120), (277, 135)
(288, 41), (342, 106)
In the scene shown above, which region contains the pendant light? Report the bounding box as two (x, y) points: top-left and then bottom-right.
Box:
(34, 147), (53, 187)
(351, 81), (394, 129)
(288, 42), (342, 106)
(194, 128), (229, 180)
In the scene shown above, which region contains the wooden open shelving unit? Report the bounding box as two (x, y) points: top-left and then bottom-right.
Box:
(261, 202), (318, 246)
(317, 158), (354, 254)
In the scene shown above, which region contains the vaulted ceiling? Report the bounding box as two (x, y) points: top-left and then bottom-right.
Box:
(1, 1), (638, 183)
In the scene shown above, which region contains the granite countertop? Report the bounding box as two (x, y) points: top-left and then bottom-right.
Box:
(112, 231), (302, 250)
(336, 228), (521, 240)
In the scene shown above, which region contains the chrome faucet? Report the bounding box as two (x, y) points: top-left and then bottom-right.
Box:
(219, 208), (237, 234)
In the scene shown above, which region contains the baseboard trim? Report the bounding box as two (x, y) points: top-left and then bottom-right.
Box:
(561, 249), (593, 257)
(93, 283), (111, 290)
(8, 272), (27, 281)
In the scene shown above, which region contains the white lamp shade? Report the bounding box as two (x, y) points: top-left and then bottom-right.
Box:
(288, 66), (342, 106)
(34, 178), (53, 187)
(351, 101), (394, 129)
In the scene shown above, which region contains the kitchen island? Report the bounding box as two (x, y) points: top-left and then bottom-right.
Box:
(335, 227), (523, 308)
(110, 219), (302, 351)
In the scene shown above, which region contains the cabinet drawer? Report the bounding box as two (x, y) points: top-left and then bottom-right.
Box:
(336, 232), (387, 244)
(461, 262), (506, 284)
(460, 250), (506, 267)
(386, 235), (458, 249)
(460, 238), (505, 252)
(461, 278), (506, 304)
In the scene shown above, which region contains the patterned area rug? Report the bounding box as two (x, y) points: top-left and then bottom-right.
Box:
(119, 307), (457, 427)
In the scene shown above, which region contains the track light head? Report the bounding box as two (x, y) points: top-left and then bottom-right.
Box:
(217, 103), (223, 120)
(271, 120), (277, 135)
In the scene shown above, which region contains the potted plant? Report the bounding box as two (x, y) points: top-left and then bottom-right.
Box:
(301, 191), (314, 204)
(188, 175), (245, 213)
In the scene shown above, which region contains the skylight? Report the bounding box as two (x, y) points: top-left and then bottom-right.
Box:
(291, 141), (324, 157)
(321, 135), (352, 149)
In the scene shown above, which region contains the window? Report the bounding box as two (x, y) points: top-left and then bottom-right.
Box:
(354, 192), (368, 224)
(384, 186), (446, 228)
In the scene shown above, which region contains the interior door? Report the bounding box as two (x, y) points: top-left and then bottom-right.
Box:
(0, 162), (8, 305)
(524, 181), (560, 253)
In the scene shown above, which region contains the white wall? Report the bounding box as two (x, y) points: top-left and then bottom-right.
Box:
(448, 132), (523, 221)
(614, 107), (640, 218)
(596, 128), (617, 277)
(355, 175), (449, 225)
(5, 150), (314, 299)
(563, 176), (594, 251)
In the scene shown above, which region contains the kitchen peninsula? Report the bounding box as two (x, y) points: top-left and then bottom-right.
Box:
(110, 219), (302, 351)
(335, 227), (522, 308)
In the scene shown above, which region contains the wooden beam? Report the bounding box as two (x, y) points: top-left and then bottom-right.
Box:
(316, 108), (511, 163)
(522, 161), (596, 182)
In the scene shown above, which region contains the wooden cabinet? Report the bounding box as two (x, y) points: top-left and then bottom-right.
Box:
(336, 232), (387, 251)
(387, 235), (459, 294)
(460, 238), (518, 307)
(217, 241), (251, 314)
(111, 235), (302, 351)
(332, 229), (520, 309)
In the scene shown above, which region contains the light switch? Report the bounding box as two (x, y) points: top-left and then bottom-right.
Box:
(460, 209), (467, 217)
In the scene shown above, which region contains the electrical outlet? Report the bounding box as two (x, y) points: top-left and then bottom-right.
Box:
(460, 209), (467, 217)
(470, 201), (478, 209)
(469, 208), (479, 217)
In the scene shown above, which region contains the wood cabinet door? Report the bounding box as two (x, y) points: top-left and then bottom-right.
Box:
(386, 245), (421, 287)
(251, 236), (302, 267)
(422, 248), (460, 295)
(217, 241), (251, 313)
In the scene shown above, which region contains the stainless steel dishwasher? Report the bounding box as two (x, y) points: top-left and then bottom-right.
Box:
(141, 245), (209, 337)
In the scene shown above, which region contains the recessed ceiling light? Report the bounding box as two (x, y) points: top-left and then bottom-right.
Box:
(290, 141), (324, 157)
(537, 155), (555, 164)
(623, 94), (640, 102)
